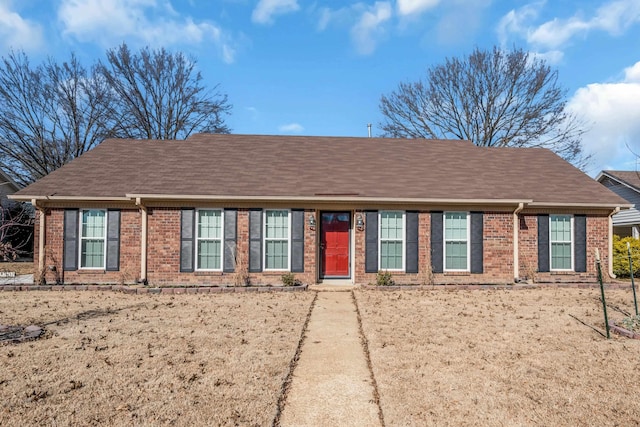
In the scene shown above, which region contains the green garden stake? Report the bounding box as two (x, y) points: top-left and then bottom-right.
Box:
(596, 248), (610, 339)
(627, 242), (639, 316)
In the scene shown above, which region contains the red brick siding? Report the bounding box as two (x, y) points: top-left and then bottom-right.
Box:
(36, 207), (611, 286)
(518, 213), (609, 283)
(37, 209), (141, 285)
(146, 208), (316, 286)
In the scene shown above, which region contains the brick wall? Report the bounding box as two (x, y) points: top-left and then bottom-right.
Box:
(36, 208), (141, 285)
(518, 213), (609, 283)
(35, 206), (612, 286)
(146, 208), (317, 286)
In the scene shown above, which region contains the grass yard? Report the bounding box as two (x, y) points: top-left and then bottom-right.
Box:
(355, 287), (640, 426)
(0, 291), (314, 426)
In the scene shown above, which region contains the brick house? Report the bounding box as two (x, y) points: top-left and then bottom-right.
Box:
(9, 134), (629, 286)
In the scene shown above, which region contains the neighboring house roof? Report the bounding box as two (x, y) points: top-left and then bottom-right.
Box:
(597, 170), (640, 226)
(0, 167), (20, 205)
(12, 134), (628, 208)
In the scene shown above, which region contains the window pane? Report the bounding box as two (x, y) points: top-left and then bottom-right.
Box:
(82, 210), (105, 238)
(81, 239), (104, 268)
(198, 210), (221, 239)
(266, 240), (288, 269)
(445, 241), (468, 270)
(266, 211), (288, 239)
(81, 210), (105, 268)
(381, 241), (403, 270)
(551, 215), (571, 242)
(551, 243), (571, 269)
(198, 240), (221, 270)
(445, 212), (467, 240)
(381, 211), (403, 239)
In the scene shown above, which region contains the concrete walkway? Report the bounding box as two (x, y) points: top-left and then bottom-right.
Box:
(279, 291), (381, 427)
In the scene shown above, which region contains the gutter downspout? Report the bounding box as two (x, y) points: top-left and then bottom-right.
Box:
(608, 207), (620, 279)
(136, 198), (148, 285)
(32, 199), (45, 282)
(513, 203), (525, 281)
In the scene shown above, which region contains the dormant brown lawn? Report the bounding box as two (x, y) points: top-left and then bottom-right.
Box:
(355, 287), (640, 426)
(0, 291), (314, 426)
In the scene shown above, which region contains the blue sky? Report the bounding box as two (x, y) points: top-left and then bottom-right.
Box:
(1, 0), (640, 175)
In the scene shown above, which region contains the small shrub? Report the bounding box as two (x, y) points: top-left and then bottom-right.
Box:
(376, 270), (395, 286)
(621, 315), (640, 332)
(281, 272), (301, 286)
(612, 235), (640, 278)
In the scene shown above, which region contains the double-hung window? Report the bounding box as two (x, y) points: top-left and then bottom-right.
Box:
(444, 212), (469, 271)
(379, 211), (405, 270)
(550, 215), (573, 270)
(196, 209), (223, 270)
(80, 209), (106, 269)
(264, 210), (290, 270)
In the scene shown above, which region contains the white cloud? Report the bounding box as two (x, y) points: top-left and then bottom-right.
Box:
(351, 2), (392, 55)
(0, 1), (44, 52)
(397, 0), (439, 17)
(58, 0), (238, 63)
(252, 0), (299, 25)
(499, 0), (640, 52)
(567, 60), (640, 173)
(278, 122), (304, 133)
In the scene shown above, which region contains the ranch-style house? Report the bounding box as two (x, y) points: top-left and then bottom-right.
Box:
(10, 134), (629, 286)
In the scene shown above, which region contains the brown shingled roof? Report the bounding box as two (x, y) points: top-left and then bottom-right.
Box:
(12, 134), (627, 207)
(600, 170), (640, 192)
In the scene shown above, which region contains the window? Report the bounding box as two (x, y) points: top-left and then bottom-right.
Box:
(550, 215), (573, 270)
(264, 210), (290, 270)
(196, 209), (223, 270)
(379, 211), (405, 270)
(444, 212), (469, 271)
(80, 209), (106, 269)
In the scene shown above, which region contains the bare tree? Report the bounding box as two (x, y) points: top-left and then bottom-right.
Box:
(99, 43), (231, 139)
(0, 51), (117, 186)
(0, 202), (33, 261)
(379, 46), (589, 168)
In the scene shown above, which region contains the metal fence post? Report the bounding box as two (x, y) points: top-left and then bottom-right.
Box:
(596, 248), (610, 339)
(627, 242), (639, 316)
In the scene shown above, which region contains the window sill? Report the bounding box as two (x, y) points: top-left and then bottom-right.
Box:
(194, 271), (223, 276)
(550, 270), (576, 275)
(262, 270), (290, 276)
(77, 270), (106, 274)
(443, 271), (471, 276)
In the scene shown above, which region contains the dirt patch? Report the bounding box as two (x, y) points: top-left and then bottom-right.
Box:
(0, 291), (314, 426)
(0, 262), (33, 276)
(355, 287), (640, 426)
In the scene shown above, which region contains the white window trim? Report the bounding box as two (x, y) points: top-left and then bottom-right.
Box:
(263, 209), (292, 271)
(195, 208), (224, 272)
(79, 209), (107, 270)
(443, 211), (471, 272)
(378, 211), (406, 272)
(550, 215), (574, 272)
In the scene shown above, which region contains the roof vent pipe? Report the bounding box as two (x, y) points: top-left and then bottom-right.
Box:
(367, 123), (372, 138)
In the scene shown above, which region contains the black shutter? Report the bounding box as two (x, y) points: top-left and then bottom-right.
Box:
(180, 208), (195, 272)
(291, 210), (305, 273)
(365, 211), (378, 273)
(538, 214), (550, 273)
(249, 209), (263, 273)
(470, 212), (484, 274)
(431, 212), (443, 273)
(63, 209), (79, 271)
(406, 211), (419, 273)
(574, 215), (587, 272)
(223, 209), (237, 273)
(105, 210), (120, 271)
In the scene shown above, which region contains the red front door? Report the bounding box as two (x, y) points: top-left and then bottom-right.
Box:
(321, 212), (350, 278)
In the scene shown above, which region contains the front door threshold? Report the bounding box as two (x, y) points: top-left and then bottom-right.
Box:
(317, 279), (353, 286)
